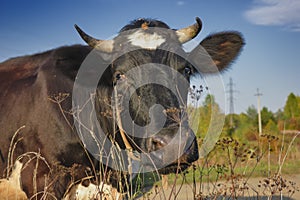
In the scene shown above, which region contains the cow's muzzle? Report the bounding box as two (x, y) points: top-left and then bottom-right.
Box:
(145, 126), (199, 174)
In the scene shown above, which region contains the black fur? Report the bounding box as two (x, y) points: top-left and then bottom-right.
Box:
(120, 18), (170, 32)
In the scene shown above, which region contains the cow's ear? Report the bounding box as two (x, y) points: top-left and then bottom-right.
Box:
(189, 32), (244, 74)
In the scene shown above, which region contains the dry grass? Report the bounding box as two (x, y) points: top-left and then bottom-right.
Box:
(140, 131), (300, 200)
(1, 131), (299, 199)
(1, 90), (299, 199)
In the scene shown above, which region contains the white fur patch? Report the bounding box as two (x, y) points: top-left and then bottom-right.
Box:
(63, 182), (122, 200)
(0, 161), (27, 200)
(128, 30), (165, 50)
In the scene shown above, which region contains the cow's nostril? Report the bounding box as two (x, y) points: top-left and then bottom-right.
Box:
(151, 136), (167, 151)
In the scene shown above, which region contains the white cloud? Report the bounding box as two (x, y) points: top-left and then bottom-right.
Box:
(176, 1), (185, 6)
(244, 0), (300, 31)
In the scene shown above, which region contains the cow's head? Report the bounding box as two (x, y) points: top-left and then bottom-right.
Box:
(73, 17), (244, 175)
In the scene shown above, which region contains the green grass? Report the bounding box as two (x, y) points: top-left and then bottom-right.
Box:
(165, 138), (300, 185)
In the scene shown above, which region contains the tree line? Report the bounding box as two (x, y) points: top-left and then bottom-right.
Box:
(191, 92), (300, 141)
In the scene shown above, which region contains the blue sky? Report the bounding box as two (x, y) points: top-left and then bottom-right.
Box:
(1, 0), (300, 114)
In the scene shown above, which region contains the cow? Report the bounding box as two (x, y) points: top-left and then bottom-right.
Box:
(0, 17), (244, 199)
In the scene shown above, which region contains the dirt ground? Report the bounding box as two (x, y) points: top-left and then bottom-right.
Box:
(139, 174), (300, 200)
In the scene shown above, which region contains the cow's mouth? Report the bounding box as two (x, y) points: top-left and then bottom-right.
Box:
(145, 130), (199, 175)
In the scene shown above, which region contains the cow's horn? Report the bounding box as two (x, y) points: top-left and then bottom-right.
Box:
(176, 17), (202, 44)
(74, 24), (114, 53)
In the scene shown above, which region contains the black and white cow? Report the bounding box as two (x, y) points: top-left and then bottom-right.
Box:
(0, 17), (244, 199)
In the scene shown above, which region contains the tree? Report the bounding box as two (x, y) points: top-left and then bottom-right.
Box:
(274, 109), (284, 121)
(246, 105), (257, 125)
(297, 96), (300, 112)
(197, 94), (223, 138)
(284, 93), (300, 118)
(260, 107), (274, 128)
(275, 109), (285, 131)
(223, 113), (239, 137)
(263, 119), (279, 134)
(203, 94), (216, 108)
(283, 93), (300, 130)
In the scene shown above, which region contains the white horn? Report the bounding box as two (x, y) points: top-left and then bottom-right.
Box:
(176, 17), (202, 44)
(75, 24), (114, 53)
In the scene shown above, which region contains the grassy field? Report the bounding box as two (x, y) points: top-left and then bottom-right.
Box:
(139, 132), (300, 199)
(2, 123), (299, 199)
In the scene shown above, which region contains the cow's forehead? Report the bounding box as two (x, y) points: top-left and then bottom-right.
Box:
(108, 27), (188, 72)
(113, 27), (181, 52)
(127, 30), (166, 50)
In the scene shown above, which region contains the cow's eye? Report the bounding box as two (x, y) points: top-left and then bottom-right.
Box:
(184, 66), (192, 75)
(115, 72), (122, 80)
(114, 72), (126, 84)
